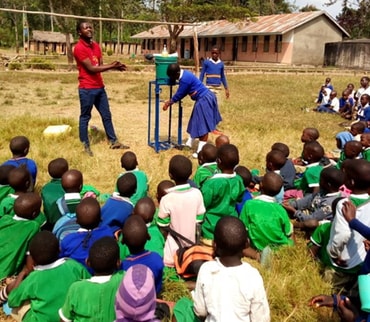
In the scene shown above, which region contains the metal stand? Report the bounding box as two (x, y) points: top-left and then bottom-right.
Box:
(148, 80), (183, 152)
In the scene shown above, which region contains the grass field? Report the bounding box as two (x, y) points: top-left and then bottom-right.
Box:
(0, 62), (364, 321)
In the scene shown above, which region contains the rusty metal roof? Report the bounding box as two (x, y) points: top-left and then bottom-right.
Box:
(32, 30), (73, 43)
(132, 11), (349, 39)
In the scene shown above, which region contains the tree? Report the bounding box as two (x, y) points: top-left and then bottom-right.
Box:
(327, 0), (370, 38)
(299, 4), (319, 12)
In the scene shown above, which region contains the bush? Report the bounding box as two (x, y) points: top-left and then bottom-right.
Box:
(106, 49), (113, 56)
(25, 58), (55, 70)
(8, 61), (23, 70)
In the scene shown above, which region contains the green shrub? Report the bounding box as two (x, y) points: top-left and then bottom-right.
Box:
(25, 58), (55, 70)
(106, 49), (113, 56)
(8, 61), (23, 70)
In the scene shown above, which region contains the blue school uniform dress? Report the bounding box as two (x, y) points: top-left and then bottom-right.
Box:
(171, 70), (221, 138)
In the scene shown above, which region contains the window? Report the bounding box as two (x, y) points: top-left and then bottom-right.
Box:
(221, 37), (225, 51)
(263, 35), (270, 52)
(275, 35), (282, 53)
(198, 38), (201, 51)
(212, 37), (217, 47)
(150, 39), (155, 50)
(142, 39), (146, 50)
(205, 38), (209, 51)
(242, 36), (248, 52)
(252, 36), (258, 52)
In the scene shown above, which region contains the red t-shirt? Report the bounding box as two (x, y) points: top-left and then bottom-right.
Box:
(73, 39), (104, 89)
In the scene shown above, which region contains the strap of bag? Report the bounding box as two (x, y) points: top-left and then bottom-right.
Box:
(165, 226), (195, 248)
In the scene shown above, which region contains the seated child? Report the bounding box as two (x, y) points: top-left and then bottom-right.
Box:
(335, 140), (363, 170)
(155, 179), (175, 217)
(355, 93), (370, 122)
(117, 151), (148, 205)
(5, 231), (89, 321)
(265, 149), (286, 203)
(315, 77), (334, 103)
(0, 166), (31, 218)
(41, 157), (69, 229)
(293, 127), (320, 166)
(101, 173), (136, 232)
(52, 169), (83, 240)
(240, 172), (294, 257)
(215, 134), (230, 148)
(326, 159), (370, 294)
(133, 197), (165, 258)
(158, 155), (205, 267)
(201, 144), (244, 243)
(307, 197), (343, 272)
(235, 165), (253, 215)
(120, 215), (164, 294)
(295, 141), (325, 195)
(191, 216), (270, 321)
(115, 264), (160, 322)
(60, 197), (114, 272)
(338, 89), (355, 119)
(361, 133), (370, 161)
(0, 165), (15, 203)
(284, 167), (344, 223)
(59, 237), (124, 322)
(271, 142), (296, 190)
(315, 90), (339, 113)
(0, 193), (42, 279)
(315, 83), (332, 105)
(1, 135), (37, 189)
(193, 143), (218, 188)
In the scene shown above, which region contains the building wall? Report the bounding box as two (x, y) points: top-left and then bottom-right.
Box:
(291, 16), (344, 65)
(324, 42), (370, 69)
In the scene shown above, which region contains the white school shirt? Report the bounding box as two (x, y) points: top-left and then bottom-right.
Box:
(327, 194), (370, 269)
(193, 258), (270, 322)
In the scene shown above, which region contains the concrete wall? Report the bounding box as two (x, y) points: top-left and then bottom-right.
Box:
(292, 16), (344, 66)
(324, 42), (370, 69)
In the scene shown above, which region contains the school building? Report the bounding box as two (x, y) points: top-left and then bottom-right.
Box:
(30, 31), (73, 55)
(131, 11), (350, 66)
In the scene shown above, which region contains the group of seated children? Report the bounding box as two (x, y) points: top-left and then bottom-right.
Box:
(313, 76), (370, 124)
(4, 122), (370, 322)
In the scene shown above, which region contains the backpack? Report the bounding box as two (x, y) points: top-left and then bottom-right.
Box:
(167, 227), (213, 279)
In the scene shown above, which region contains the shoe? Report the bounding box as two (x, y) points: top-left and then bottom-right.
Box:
(192, 152), (198, 159)
(84, 145), (94, 157)
(110, 141), (130, 149)
(211, 129), (224, 135)
(174, 144), (191, 151)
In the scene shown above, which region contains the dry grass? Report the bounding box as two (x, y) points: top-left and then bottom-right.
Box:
(0, 65), (360, 321)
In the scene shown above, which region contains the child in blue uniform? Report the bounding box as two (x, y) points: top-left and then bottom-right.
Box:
(101, 173), (136, 232)
(199, 47), (229, 99)
(60, 197), (114, 273)
(2, 136), (37, 190)
(163, 63), (221, 158)
(120, 215), (164, 294)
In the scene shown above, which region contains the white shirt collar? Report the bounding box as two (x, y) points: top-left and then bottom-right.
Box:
(111, 192), (133, 204)
(13, 215), (29, 221)
(34, 258), (66, 271)
(179, 69), (184, 79)
(306, 162), (320, 168)
(64, 192), (81, 200)
(167, 183), (191, 193)
(202, 162), (217, 167)
(211, 173), (236, 179)
(255, 194), (276, 202)
(88, 275), (112, 283)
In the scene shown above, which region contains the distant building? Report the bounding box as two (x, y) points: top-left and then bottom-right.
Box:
(132, 11), (349, 66)
(30, 31), (73, 55)
(325, 39), (370, 69)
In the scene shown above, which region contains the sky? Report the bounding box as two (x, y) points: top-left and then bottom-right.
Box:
(290, 0), (343, 18)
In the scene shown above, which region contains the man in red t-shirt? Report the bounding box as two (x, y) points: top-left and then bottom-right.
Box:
(74, 21), (129, 156)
